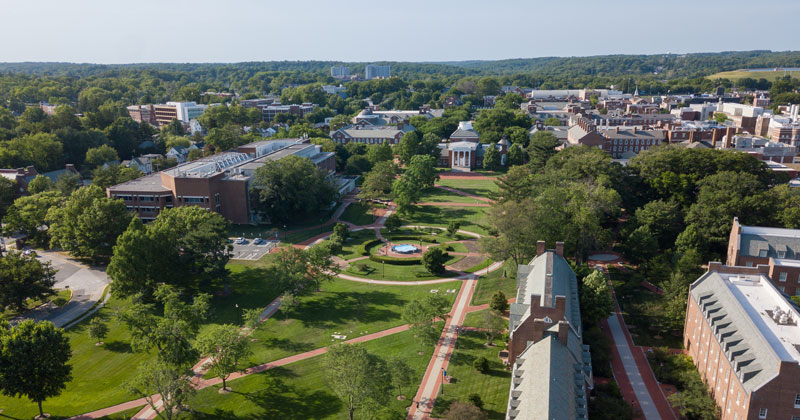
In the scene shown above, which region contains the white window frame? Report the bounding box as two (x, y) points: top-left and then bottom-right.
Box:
(780, 272), (788, 282)
(758, 407), (767, 419)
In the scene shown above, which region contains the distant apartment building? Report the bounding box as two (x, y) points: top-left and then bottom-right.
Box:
(717, 102), (765, 134)
(106, 138), (335, 224)
(330, 66), (350, 79)
(729, 135), (797, 163)
(727, 217), (800, 268)
(567, 116), (665, 158)
(330, 126), (406, 145)
(240, 97), (277, 109)
(684, 261), (800, 420)
(365, 64), (390, 80)
(767, 106), (800, 146)
(128, 102), (208, 127)
(527, 88), (624, 101)
(506, 241), (591, 420)
(127, 104), (157, 125)
(261, 103), (315, 123)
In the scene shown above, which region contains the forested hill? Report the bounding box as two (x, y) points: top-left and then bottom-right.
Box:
(2, 50), (800, 79)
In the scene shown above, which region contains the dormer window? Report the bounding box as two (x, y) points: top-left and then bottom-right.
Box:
(759, 249), (768, 258)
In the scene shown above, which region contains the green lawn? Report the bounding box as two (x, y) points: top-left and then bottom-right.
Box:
(188, 328), (438, 419)
(472, 260), (516, 305)
(418, 187), (480, 204)
(446, 242), (469, 253)
(463, 258), (494, 273)
(321, 229), (379, 261)
(608, 266), (683, 349)
(402, 206), (489, 235)
(1, 288), (72, 320)
(228, 205), (340, 239)
(431, 331), (510, 419)
(338, 203), (376, 226)
(436, 178), (499, 198)
(241, 278), (461, 366)
(462, 309), (488, 329)
(0, 296), (157, 419)
(280, 225), (334, 245)
(707, 69), (800, 81)
(344, 259), (460, 281)
(0, 263), (285, 419)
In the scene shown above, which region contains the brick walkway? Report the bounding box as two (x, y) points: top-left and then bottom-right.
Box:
(407, 278), (477, 420)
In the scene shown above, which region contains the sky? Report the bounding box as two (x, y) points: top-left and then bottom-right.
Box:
(1, 0), (798, 64)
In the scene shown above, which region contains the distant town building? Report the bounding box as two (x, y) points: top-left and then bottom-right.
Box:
(330, 66), (350, 79)
(364, 64), (390, 80)
(0, 164), (79, 194)
(506, 241), (591, 420)
(128, 102), (209, 127)
(127, 104), (157, 126)
(107, 138), (335, 224)
(261, 103), (316, 123)
(684, 260), (800, 420)
(240, 97), (277, 108)
(438, 121), (508, 170)
(330, 126), (406, 145)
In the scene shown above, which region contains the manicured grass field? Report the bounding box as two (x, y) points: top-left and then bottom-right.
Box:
(0, 296), (157, 419)
(431, 331), (510, 419)
(228, 205), (340, 239)
(418, 187), (481, 204)
(344, 258), (461, 281)
(436, 178), (499, 198)
(463, 257), (494, 273)
(446, 242), (469, 253)
(472, 259), (516, 305)
(462, 309), (488, 329)
(0, 263), (285, 419)
(189, 328), (438, 419)
(338, 202), (376, 226)
(280, 225), (333, 245)
(243, 278), (461, 365)
(402, 206), (489, 235)
(707, 69), (800, 81)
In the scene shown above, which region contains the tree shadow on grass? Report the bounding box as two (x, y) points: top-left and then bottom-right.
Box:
(101, 340), (132, 353)
(239, 372), (341, 419)
(293, 291), (403, 329)
(260, 337), (316, 354)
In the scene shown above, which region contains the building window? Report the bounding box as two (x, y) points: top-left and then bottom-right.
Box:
(778, 250), (786, 258)
(780, 272), (788, 282)
(795, 393), (800, 408)
(746, 261), (754, 267)
(758, 408), (767, 419)
(759, 249), (768, 257)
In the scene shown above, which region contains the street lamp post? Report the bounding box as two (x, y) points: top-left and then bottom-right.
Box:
(441, 368), (445, 395)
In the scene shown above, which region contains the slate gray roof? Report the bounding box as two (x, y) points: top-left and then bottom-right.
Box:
(339, 128), (403, 139)
(510, 251), (582, 333)
(688, 269), (800, 393)
(507, 335), (588, 420)
(450, 128), (480, 139)
(738, 225), (800, 260)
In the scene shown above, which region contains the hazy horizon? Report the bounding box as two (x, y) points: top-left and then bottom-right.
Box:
(2, 0), (798, 64)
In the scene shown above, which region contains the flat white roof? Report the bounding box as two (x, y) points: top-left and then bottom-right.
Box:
(720, 272), (800, 362)
(774, 258), (800, 267)
(741, 225), (800, 238)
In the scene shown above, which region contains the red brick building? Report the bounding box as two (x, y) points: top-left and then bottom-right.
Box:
(107, 139), (335, 224)
(684, 262), (800, 420)
(506, 241), (591, 420)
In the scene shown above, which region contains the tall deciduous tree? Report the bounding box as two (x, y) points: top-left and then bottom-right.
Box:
(580, 270), (614, 327)
(250, 155), (337, 225)
(195, 324), (252, 391)
(324, 343), (391, 420)
(358, 161), (397, 200)
(2, 191), (64, 247)
(0, 320), (72, 418)
(26, 175), (56, 194)
(0, 251), (56, 312)
(422, 247), (448, 275)
(85, 144), (120, 168)
(108, 207), (231, 298)
(126, 360), (194, 420)
(117, 284), (210, 367)
(46, 185), (132, 262)
(526, 131), (560, 172)
(481, 309), (506, 345)
(91, 164), (143, 190)
(483, 143), (501, 171)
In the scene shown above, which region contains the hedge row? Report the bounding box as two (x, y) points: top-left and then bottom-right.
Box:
(369, 254), (422, 265)
(357, 239), (383, 256)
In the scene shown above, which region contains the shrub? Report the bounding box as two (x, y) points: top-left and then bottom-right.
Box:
(473, 356), (489, 373)
(358, 239), (383, 256)
(423, 247), (448, 275)
(369, 254), (422, 265)
(384, 214), (401, 231)
(490, 291), (509, 313)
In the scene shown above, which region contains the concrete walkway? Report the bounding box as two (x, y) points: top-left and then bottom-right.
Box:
(607, 312), (661, 420)
(407, 278), (477, 420)
(15, 250), (110, 328)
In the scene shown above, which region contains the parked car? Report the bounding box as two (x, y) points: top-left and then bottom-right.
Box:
(23, 249), (36, 256)
(234, 237), (247, 245)
(253, 238), (265, 245)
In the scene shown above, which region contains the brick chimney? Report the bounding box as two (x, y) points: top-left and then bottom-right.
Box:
(711, 128), (720, 148)
(536, 240), (546, 256)
(555, 241), (564, 257)
(633, 126), (638, 134)
(708, 261), (722, 272)
(689, 131), (696, 143)
(557, 321), (570, 346)
(615, 126), (620, 134)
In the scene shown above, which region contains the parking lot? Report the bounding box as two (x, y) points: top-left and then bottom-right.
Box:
(229, 238), (278, 261)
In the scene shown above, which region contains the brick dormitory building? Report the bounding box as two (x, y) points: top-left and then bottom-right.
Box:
(505, 241), (592, 420)
(681, 218), (800, 420)
(106, 138), (335, 224)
